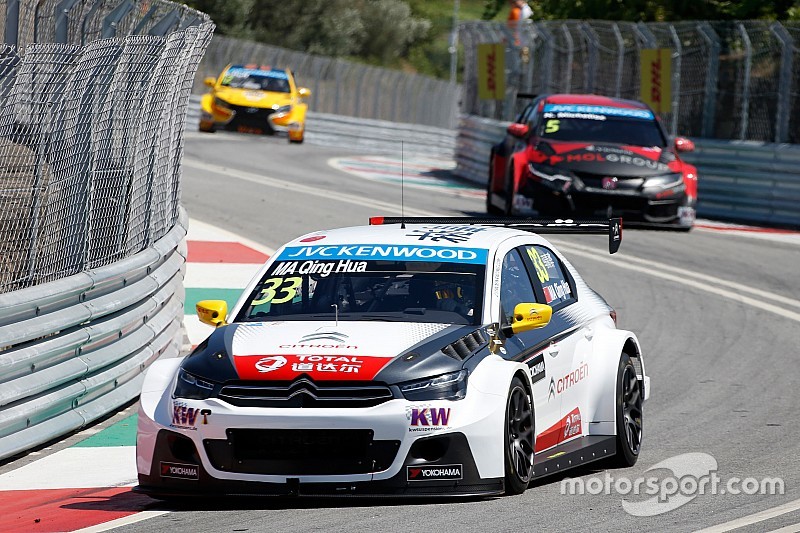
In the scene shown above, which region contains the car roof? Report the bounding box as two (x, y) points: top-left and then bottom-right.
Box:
(543, 93), (651, 110)
(279, 223), (548, 258)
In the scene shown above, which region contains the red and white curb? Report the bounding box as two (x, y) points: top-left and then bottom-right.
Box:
(183, 219), (273, 348)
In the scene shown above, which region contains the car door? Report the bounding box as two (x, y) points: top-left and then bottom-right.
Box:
(490, 243), (575, 454)
(519, 243), (591, 447)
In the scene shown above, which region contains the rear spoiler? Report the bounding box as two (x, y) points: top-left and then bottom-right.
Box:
(369, 217), (623, 254)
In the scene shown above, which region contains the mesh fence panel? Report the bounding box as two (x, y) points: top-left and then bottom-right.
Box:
(459, 19), (799, 142)
(193, 34), (461, 129)
(0, 1), (213, 293)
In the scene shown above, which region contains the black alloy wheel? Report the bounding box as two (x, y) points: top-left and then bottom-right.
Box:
(610, 353), (643, 467)
(504, 376), (534, 495)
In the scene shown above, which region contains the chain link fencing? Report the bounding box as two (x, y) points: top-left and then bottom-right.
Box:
(0, 0), (214, 294)
(459, 20), (800, 144)
(192, 34), (461, 130)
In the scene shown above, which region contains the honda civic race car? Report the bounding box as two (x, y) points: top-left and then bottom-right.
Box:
(487, 94), (698, 229)
(199, 64), (311, 143)
(136, 217), (649, 498)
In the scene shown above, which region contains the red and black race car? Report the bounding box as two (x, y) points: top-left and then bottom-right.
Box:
(486, 94), (698, 229)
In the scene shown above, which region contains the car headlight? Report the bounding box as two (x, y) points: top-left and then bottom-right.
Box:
(399, 370), (468, 401)
(272, 104), (292, 115)
(643, 173), (684, 191)
(213, 96), (231, 110)
(528, 163), (573, 189)
(173, 368), (216, 400)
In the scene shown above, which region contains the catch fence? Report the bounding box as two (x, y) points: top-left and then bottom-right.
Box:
(459, 20), (800, 143)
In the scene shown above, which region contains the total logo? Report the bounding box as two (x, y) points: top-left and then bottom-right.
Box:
(407, 464), (463, 481)
(563, 407), (582, 439)
(255, 355), (287, 373)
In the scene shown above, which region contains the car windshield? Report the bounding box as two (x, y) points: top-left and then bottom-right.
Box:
(221, 70), (291, 93)
(539, 105), (666, 147)
(235, 259), (485, 326)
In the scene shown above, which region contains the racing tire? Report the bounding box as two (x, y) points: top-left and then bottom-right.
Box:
(486, 153), (503, 215)
(198, 124), (216, 133)
(609, 353), (643, 467)
(289, 137), (304, 144)
(504, 376), (534, 495)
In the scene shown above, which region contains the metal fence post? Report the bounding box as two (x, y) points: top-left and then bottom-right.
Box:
(770, 22), (793, 143)
(579, 22), (598, 93)
(101, 0), (135, 39)
(697, 22), (720, 138)
(562, 23), (574, 92)
(149, 10), (180, 37)
(668, 24), (682, 136)
(5, 0), (20, 47)
(612, 23), (624, 97)
(55, 0), (81, 44)
(737, 22), (752, 140)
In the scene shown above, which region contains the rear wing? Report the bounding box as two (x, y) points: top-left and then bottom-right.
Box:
(369, 217), (623, 254)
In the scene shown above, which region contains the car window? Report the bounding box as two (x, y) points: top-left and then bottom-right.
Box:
(521, 245), (575, 307)
(499, 249), (538, 326)
(236, 259), (485, 326)
(221, 69), (291, 93)
(539, 104), (666, 147)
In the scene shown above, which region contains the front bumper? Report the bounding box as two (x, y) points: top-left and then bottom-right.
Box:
(519, 179), (695, 226)
(135, 429), (502, 498)
(136, 378), (507, 498)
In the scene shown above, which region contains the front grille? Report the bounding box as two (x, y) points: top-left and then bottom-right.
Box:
(573, 171), (644, 191)
(218, 378), (395, 408)
(224, 104), (275, 133)
(204, 428), (400, 475)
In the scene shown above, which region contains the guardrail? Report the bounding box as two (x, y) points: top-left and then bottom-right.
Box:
(0, 212), (187, 461)
(185, 95), (457, 158)
(454, 114), (800, 228)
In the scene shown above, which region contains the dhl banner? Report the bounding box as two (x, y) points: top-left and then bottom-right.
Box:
(477, 43), (505, 100)
(640, 49), (671, 114)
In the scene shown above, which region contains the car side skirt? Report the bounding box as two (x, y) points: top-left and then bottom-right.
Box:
(533, 435), (616, 480)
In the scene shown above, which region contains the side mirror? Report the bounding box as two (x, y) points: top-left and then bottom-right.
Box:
(204, 77), (216, 88)
(507, 123), (530, 138)
(674, 137), (695, 153)
(196, 300), (228, 327)
(298, 87), (311, 98)
(503, 303), (552, 337)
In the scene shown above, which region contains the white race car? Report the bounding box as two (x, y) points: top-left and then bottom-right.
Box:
(136, 217), (648, 498)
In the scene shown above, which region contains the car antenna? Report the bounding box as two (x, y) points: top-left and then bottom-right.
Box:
(331, 303), (339, 326)
(401, 140), (406, 229)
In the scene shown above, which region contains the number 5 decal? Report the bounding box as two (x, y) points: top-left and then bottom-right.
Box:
(252, 277), (302, 305)
(545, 119), (560, 133)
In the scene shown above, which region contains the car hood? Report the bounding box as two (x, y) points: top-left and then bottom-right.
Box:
(214, 87), (294, 108)
(533, 142), (675, 177)
(183, 321), (486, 384)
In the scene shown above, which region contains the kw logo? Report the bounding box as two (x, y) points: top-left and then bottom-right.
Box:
(172, 404), (200, 428)
(410, 407), (451, 426)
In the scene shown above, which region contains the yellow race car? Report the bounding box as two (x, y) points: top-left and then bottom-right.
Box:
(199, 64), (311, 143)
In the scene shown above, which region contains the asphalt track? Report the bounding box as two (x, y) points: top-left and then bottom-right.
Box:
(12, 130), (800, 532)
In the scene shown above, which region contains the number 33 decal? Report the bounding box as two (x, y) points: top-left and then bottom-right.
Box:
(252, 277), (302, 305)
